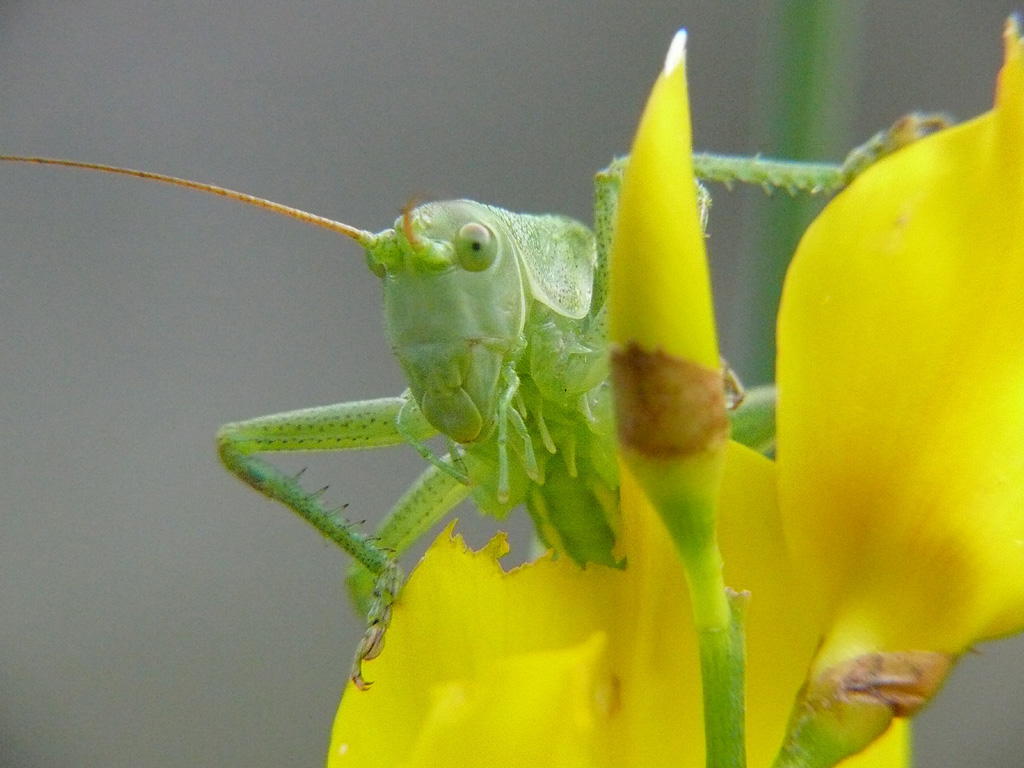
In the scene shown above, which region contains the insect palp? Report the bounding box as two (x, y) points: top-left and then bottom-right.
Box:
(534, 403), (557, 455)
(444, 437), (470, 477)
(507, 406), (540, 482)
(395, 395), (471, 484)
(400, 198), (424, 251)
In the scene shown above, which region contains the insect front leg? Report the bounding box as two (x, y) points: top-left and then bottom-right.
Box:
(215, 396), (441, 687)
(344, 458), (472, 687)
(345, 458), (471, 617)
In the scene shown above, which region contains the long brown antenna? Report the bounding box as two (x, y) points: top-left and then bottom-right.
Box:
(0, 155), (377, 247)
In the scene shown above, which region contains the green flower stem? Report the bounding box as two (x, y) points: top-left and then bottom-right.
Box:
(654, 486), (747, 768)
(747, 1), (865, 381)
(689, 542), (748, 768)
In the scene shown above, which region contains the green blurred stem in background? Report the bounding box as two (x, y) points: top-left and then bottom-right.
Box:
(748, 2), (866, 382)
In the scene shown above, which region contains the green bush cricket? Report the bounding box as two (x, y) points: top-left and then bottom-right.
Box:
(0, 153), (777, 688)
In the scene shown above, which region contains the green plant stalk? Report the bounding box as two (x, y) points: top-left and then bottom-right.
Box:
(686, 536), (747, 768)
(637, 467), (746, 768)
(748, 1), (865, 381)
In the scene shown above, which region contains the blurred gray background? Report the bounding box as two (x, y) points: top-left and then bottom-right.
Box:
(0, 2), (1021, 766)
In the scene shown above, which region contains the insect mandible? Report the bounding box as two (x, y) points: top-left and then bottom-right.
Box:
(0, 154), (776, 688)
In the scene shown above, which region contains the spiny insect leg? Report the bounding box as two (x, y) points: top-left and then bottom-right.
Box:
(346, 458), (470, 615)
(215, 397), (443, 682)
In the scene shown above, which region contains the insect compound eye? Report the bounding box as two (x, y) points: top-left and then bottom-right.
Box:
(454, 221), (498, 272)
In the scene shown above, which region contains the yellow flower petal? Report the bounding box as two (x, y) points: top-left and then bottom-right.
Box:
(777, 23), (1024, 663)
(327, 524), (624, 767)
(329, 446), (908, 767)
(328, 527), (620, 766)
(607, 30), (728, 582)
(609, 29), (717, 369)
(407, 633), (609, 767)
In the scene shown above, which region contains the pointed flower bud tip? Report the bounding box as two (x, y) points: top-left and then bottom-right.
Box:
(664, 29), (687, 76)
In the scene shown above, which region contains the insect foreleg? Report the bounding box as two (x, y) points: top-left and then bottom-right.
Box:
(216, 396), (453, 689)
(346, 456), (473, 690)
(591, 167), (622, 316)
(595, 157), (711, 261)
(216, 397), (432, 571)
(346, 459), (471, 615)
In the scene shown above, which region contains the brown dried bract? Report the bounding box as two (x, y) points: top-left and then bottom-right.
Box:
(611, 343), (728, 459)
(816, 650), (954, 717)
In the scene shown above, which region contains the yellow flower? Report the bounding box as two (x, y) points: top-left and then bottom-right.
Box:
(607, 32), (740, 768)
(778, 20), (1024, 667)
(328, 453), (906, 767)
(770, 20), (1023, 763)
